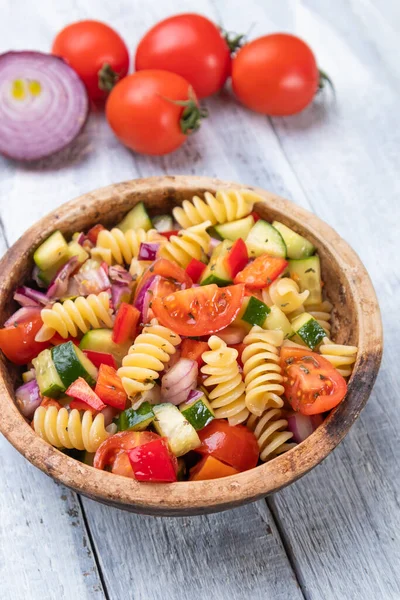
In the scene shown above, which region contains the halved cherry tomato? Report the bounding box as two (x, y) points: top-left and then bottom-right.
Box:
(152, 284), (244, 337)
(83, 350), (117, 370)
(189, 455), (239, 481)
(134, 258), (192, 303)
(225, 238), (248, 278)
(181, 339), (209, 367)
(86, 224), (106, 245)
(0, 315), (49, 365)
(234, 255), (288, 289)
(280, 347), (347, 415)
(185, 258), (206, 283)
(128, 437), (178, 482)
(95, 364), (127, 410)
(197, 420), (259, 471)
(66, 378), (106, 411)
(160, 230), (179, 240)
(112, 303), (140, 344)
(93, 431), (160, 478)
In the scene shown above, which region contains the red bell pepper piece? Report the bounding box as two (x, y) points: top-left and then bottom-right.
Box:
(234, 255), (288, 289)
(225, 239), (248, 278)
(94, 364), (127, 410)
(83, 350), (117, 370)
(87, 224), (106, 245)
(69, 399), (96, 411)
(128, 437), (178, 482)
(185, 258), (206, 283)
(181, 339), (209, 367)
(66, 377), (106, 411)
(250, 211), (261, 223)
(112, 303), (140, 344)
(160, 230), (179, 240)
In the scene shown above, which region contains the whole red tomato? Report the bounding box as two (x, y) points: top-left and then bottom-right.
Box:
(52, 20), (129, 102)
(106, 70), (206, 155)
(135, 13), (231, 99)
(232, 33), (320, 116)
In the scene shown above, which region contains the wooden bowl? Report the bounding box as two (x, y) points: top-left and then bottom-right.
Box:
(0, 176), (383, 516)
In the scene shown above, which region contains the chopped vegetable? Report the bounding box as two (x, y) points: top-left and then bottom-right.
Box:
(197, 420), (259, 471)
(66, 377), (106, 411)
(234, 254), (288, 288)
(138, 242), (160, 261)
(153, 403), (201, 457)
(180, 339), (209, 367)
(117, 402), (155, 431)
(189, 455), (239, 481)
(15, 379), (42, 418)
(0, 313), (49, 365)
(128, 437), (178, 482)
(83, 350), (117, 370)
(225, 238), (248, 278)
(95, 364), (127, 410)
(287, 413), (323, 443)
(112, 303), (140, 344)
(161, 358), (198, 405)
(186, 258), (207, 283)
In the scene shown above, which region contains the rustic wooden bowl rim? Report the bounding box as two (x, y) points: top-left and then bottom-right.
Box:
(0, 176), (383, 516)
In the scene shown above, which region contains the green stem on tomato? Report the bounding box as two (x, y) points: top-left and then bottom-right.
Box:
(98, 63), (120, 93)
(221, 29), (246, 54)
(161, 87), (208, 135)
(318, 69), (335, 93)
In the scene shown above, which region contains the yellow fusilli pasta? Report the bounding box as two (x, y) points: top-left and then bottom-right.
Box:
(36, 291), (113, 342)
(158, 221), (211, 268)
(264, 278), (309, 314)
(247, 409), (296, 462)
(320, 336), (358, 378)
(91, 228), (165, 266)
(173, 189), (260, 229)
(307, 300), (333, 334)
(201, 335), (248, 426)
(242, 327), (285, 416)
(33, 406), (110, 452)
(118, 319), (181, 397)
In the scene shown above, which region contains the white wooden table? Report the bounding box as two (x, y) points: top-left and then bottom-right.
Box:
(1, 1), (399, 598)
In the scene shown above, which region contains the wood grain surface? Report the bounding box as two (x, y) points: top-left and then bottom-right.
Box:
(0, 0), (399, 599)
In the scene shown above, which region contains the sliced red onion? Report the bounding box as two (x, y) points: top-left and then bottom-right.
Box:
(0, 51), (89, 161)
(14, 286), (49, 307)
(186, 389), (204, 404)
(109, 265), (132, 285)
(141, 275), (162, 322)
(15, 379), (41, 419)
(14, 291), (39, 307)
(73, 266), (111, 296)
(217, 325), (247, 345)
(161, 358), (198, 405)
(4, 306), (42, 328)
(111, 283), (132, 310)
(138, 243), (160, 261)
(47, 256), (80, 300)
(287, 413), (323, 443)
(162, 349), (181, 374)
(134, 275), (156, 316)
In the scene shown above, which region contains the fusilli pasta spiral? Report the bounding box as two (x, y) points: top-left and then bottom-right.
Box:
(33, 406), (110, 452)
(36, 291), (113, 341)
(242, 327), (285, 416)
(264, 278), (309, 314)
(118, 319), (181, 397)
(201, 335), (248, 426)
(319, 336), (358, 378)
(91, 228), (165, 266)
(158, 221), (212, 268)
(247, 409), (296, 462)
(173, 189), (260, 229)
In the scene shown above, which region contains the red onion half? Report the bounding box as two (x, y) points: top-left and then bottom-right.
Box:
(0, 51), (89, 161)
(138, 243), (160, 261)
(161, 358), (198, 405)
(15, 379), (41, 418)
(287, 413), (323, 443)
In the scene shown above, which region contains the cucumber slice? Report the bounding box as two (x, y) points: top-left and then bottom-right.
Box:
(214, 215), (255, 241)
(33, 349), (66, 398)
(152, 215), (173, 232)
(117, 402), (155, 431)
(80, 329), (131, 367)
(67, 241), (89, 264)
(117, 202), (152, 233)
(34, 231), (69, 271)
(200, 240), (233, 286)
(291, 312), (326, 350)
(264, 305), (294, 339)
(272, 221), (315, 259)
(153, 403), (201, 456)
(246, 220), (287, 258)
(242, 296), (270, 326)
(288, 256), (322, 306)
(180, 393), (215, 430)
(52, 342), (98, 388)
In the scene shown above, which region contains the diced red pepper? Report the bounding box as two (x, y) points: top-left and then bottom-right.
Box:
(66, 377), (106, 411)
(83, 350), (117, 370)
(87, 224), (106, 245)
(50, 333), (80, 346)
(160, 230), (179, 240)
(128, 437), (178, 482)
(181, 339), (209, 367)
(185, 258), (206, 283)
(234, 255), (288, 289)
(225, 238), (248, 278)
(112, 303), (140, 344)
(69, 399), (96, 412)
(250, 211), (261, 223)
(94, 364), (127, 410)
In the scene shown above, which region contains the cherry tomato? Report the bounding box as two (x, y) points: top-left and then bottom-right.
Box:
(0, 315), (49, 365)
(52, 20), (129, 102)
(135, 14), (231, 99)
(232, 34), (320, 116)
(197, 420), (259, 471)
(106, 70), (205, 155)
(134, 258), (192, 303)
(180, 339), (209, 367)
(280, 347), (347, 415)
(234, 255), (288, 288)
(152, 284), (245, 337)
(93, 430), (160, 478)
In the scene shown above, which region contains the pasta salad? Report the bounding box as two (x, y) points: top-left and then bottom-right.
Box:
(0, 189), (358, 482)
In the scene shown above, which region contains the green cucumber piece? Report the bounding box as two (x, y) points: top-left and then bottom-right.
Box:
(80, 329), (131, 367)
(34, 231), (69, 271)
(264, 305), (294, 339)
(246, 220), (287, 258)
(33, 349), (66, 398)
(179, 393), (215, 430)
(67, 241), (89, 263)
(117, 402), (155, 431)
(153, 215), (173, 232)
(288, 256), (322, 306)
(52, 342), (98, 388)
(214, 215), (255, 241)
(153, 403), (201, 457)
(200, 240), (233, 286)
(291, 312), (326, 350)
(242, 296), (270, 326)
(272, 221), (315, 259)
(117, 202), (152, 233)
